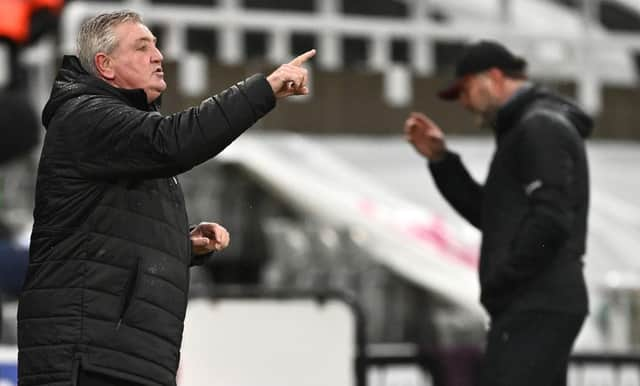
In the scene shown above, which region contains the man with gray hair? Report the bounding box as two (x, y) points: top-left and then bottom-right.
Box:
(18, 10), (315, 386)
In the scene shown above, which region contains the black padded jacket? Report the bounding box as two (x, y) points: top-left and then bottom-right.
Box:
(429, 85), (592, 317)
(17, 56), (275, 386)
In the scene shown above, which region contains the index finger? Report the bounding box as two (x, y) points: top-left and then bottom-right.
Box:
(289, 49), (316, 66)
(410, 112), (435, 127)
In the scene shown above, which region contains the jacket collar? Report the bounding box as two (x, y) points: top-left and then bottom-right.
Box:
(492, 83), (538, 139)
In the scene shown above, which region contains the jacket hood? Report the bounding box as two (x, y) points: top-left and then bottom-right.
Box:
(42, 56), (152, 128)
(495, 85), (594, 139)
(538, 89), (594, 138)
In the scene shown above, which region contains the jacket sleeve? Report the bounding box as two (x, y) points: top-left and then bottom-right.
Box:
(66, 74), (275, 179)
(428, 151), (484, 229)
(190, 252), (213, 267)
(485, 113), (575, 292)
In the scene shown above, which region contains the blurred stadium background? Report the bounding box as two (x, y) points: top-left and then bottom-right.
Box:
(1, 1), (640, 385)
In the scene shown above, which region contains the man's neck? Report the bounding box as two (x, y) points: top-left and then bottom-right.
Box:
(500, 79), (528, 106)
(481, 80), (530, 130)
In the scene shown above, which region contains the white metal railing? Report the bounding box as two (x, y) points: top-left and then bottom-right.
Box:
(0, 42), (9, 89)
(58, 0), (640, 113)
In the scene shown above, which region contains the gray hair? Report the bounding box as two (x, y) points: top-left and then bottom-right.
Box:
(77, 10), (143, 76)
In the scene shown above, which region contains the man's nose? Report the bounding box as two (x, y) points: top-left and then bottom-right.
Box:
(151, 46), (163, 63)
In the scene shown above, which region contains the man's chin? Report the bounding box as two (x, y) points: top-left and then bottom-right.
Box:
(147, 85), (166, 102)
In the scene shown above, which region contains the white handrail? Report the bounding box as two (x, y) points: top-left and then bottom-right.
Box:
(0, 42), (9, 89)
(60, 0), (640, 113)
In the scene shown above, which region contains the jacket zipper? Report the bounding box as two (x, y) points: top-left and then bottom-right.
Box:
(116, 258), (140, 329)
(167, 176), (180, 205)
(168, 176), (191, 272)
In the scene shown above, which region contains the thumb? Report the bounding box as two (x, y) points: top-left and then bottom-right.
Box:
(192, 236), (210, 247)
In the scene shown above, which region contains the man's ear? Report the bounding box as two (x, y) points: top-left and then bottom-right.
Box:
(487, 67), (507, 94)
(488, 67), (504, 82)
(95, 53), (115, 80)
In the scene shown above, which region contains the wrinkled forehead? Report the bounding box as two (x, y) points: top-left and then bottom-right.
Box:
(112, 21), (157, 49)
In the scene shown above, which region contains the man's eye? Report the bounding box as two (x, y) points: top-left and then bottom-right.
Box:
(138, 45), (147, 51)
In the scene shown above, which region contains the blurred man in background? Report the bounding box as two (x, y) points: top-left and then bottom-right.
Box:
(404, 40), (591, 386)
(18, 10), (314, 386)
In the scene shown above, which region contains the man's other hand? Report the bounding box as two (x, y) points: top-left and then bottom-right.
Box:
(267, 49), (316, 99)
(190, 222), (230, 255)
(403, 112), (447, 161)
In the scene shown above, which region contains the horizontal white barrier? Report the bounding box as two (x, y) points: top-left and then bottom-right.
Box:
(179, 296), (358, 386)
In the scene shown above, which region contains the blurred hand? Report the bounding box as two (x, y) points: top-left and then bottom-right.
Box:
(190, 222), (230, 255)
(403, 112), (447, 161)
(267, 49), (316, 99)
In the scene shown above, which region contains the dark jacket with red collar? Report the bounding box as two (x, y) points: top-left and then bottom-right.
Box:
(429, 85), (592, 317)
(18, 56), (275, 386)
